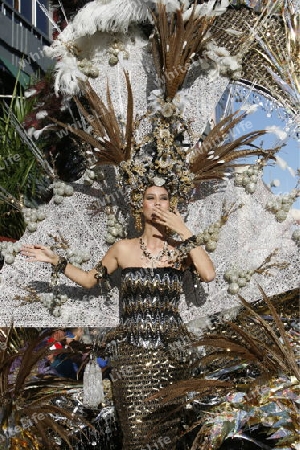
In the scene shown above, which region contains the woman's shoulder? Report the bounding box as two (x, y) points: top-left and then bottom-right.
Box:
(112, 237), (139, 251)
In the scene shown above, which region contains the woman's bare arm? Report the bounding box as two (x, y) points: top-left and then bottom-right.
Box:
(152, 206), (216, 282)
(21, 243), (120, 289)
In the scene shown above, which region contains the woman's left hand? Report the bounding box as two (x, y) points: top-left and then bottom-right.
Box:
(152, 206), (192, 239)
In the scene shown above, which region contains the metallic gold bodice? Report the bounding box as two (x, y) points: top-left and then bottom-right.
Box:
(118, 267), (187, 348)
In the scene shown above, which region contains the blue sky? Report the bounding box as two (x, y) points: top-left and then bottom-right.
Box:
(244, 108), (299, 209)
(229, 90), (300, 210)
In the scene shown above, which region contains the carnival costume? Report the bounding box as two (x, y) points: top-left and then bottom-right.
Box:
(107, 267), (192, 449)
(0, 1), (299, 449)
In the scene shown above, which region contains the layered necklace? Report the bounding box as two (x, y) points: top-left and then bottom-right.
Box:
(139, 237), (177, 275)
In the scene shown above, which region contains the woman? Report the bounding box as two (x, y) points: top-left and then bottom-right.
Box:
(22, 185), (215, 449)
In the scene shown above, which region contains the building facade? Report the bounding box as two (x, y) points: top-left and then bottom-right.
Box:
(0, 0), (53, 94)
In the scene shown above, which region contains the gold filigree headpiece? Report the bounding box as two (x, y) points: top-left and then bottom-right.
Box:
(118, 111), (195, 225)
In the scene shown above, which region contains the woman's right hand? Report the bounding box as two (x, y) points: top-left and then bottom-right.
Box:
(21, 244), (59, 265)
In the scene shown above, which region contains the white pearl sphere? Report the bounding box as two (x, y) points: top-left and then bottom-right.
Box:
(229, 274), (239, 284)
(27, 222), (37, 232)
(52, 306), (61, 317)
(30, 212), (37, 222)
(66, 249), (74, 258)
(238, 277), (247, 287)
(105, 233), (116, 244)
(81, 251), (91, 262)
(56, 188), (65, 196)
(13, 242), (23, 253)
(224, 270), (234, 282)
(234, 175), (243, 187)
(228, 283), (240, 294)
(36, 211), (46, 221)
(4, 254), (15, 264)
(242, 176), (248, 187)
(53, 195), (64, 204)
(292, 229), (300, 241)
(275, 210), (287, 222)
(64, 185), (74, 196)
(281, 203), (290, 212)
(245, 182), (256, 193)
(110, 227), (119, 237)
(202, 232), (210, 243)
(205, 240), (217, 252)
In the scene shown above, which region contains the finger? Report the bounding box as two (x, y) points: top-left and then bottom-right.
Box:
(21, 244), (34, 250)
(26, 257), (38, 262)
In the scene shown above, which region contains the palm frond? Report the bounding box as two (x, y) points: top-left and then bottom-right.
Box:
(13, 330), (52, 394)
(194, 288), (299, 381)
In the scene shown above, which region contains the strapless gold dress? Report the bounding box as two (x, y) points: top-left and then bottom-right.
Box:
(107, 267), (193, 450)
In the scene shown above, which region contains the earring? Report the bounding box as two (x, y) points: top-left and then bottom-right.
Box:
(134, 212), (143, 232)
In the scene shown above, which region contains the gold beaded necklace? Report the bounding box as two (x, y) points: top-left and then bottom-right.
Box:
(139, 237), (169, 275)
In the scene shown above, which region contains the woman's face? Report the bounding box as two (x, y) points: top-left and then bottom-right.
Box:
(142, 186), (170, 222)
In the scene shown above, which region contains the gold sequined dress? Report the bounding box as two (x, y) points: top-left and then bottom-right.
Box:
(107, 267), (193, 450)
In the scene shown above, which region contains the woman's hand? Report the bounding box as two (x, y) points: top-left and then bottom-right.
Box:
(152, 206), (192, 239)
(21, 245), (99, 289)
(21, 244), (59, 265)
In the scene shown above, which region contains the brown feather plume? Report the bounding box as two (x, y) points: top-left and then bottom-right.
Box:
(238, 289), (300, 380)
(194, 289), (300, 380)
(151, 3), (214, 99)
(147, 378), (232, 404)
(190, 110), (279, 182)
(0, 327), (93, 449)
(50, 71), (134, 166)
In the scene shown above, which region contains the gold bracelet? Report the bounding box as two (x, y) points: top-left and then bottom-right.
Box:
(94, 260), (111, 289)
(51, 256), (68, 280)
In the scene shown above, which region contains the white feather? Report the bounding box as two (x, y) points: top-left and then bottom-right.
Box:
(275, 155), (288, 170)
(36, 110), (48, 119)
(33, 126), (52, 140)
(27, 127), (35, 138)
(287, 166), (296, 177)
(265, 126), (288, 140)
(61, 0), (150, 39)
(155, 0), (185, 13)
(24, 89), (37, 98)
(54, 55), (87, 95)
(183, 0), (229, 19)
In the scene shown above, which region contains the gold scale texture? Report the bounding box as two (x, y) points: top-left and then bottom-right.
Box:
(106, 267), (194, 449)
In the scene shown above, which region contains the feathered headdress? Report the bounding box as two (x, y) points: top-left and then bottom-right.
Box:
(48, 1), (280, 228)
